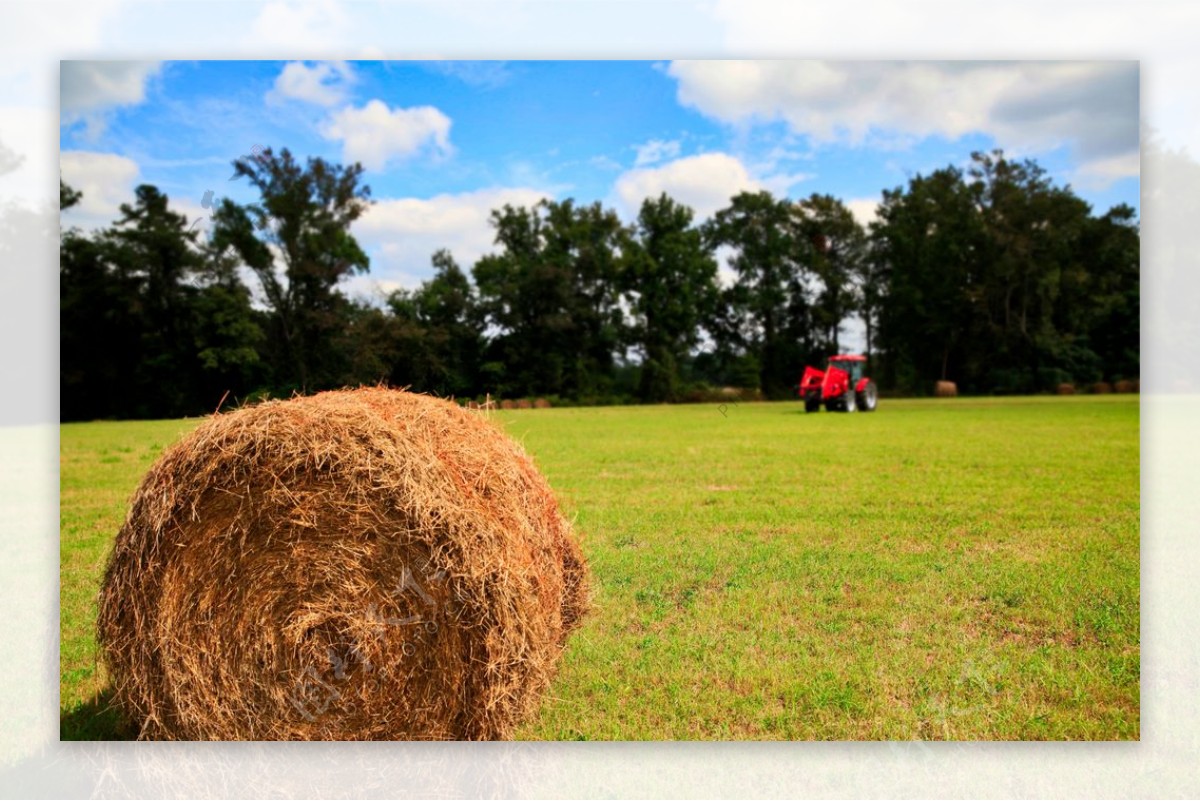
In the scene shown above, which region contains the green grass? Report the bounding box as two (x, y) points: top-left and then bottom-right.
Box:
(60, 396), (1139, 740)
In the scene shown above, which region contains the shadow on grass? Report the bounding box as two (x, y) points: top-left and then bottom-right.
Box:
(60, 688), (137, 741)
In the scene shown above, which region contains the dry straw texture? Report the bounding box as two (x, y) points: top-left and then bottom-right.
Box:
(97, 387), (589, 740)
(934, 380), (958, 397)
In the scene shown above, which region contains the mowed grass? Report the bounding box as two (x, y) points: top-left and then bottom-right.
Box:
(60, 396), (1139, 740)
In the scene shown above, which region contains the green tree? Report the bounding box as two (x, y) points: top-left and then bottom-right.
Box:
(60, 180), (81, 210)
(706, 190), (815, 398)
(417, 249), (484, 397)
(474, 199), (626, 399)
(794, 193), (867, 353)
(60, 201), (145, 420)
(106, 184), (208, 415)
(873, 165), (984, 392)
(1076, 203), (1139, 382)
(622, 193), (718, 402)
(968, 149), (1098, 391)
(874, 150), (1137, 394)
(189, 244), (265, 402)
(60, 182), (266, 419)
(211, 147), (372, 392)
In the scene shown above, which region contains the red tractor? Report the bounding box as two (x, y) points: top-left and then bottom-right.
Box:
(799, 354), (878, 413)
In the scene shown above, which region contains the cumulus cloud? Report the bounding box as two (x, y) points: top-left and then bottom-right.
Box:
(60, 60), (161, 137)
(350, 186), (551, 295)
(321, 100), (453, 171)
(614, 152), (790, 221)
(1073, 151), (1142, 191)
(845, 197), (881, 227)
(633, 138), (681, 167)
(59, 150), (140, 230)
(667, 60), (1139, 181)
(267, 61), (354, 106)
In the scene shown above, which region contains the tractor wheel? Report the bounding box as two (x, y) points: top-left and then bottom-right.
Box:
(843, 388), (857, 413)
(805, 396), (820, 413)
(857, 381), (878, 412)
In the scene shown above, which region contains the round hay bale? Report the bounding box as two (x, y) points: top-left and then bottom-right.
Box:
(533, 398), (551, 409)
(934, 380), (958, 397)
(1091, 381), (1112, 394)
(1115, 379), (1139, 394)
(1056, 382), (1076, 395)
(515, 399), (532, 410)
(499, 399), (515, 410)
(97, 387), (589, 741)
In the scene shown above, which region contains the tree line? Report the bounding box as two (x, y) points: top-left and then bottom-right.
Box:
(60, 147), (1139, 421)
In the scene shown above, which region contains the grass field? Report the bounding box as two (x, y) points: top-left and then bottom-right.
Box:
(60, 395), (1139, 740)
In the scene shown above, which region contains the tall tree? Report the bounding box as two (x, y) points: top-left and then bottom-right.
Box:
(793, 193), (867, 353)
(874, 150), (1137, 394)
(873, 165), (984, 392)
(60, 188), (145, 420)
(106, 184), (208, 415)
(968, 149), (1096, 391)
(211, 147), (372, 392)
(1075, 203), (1139, 382)
(61, 182), (265, 419)
(706, 190), (815, 398)
(622, 193), (719, 402)
(473, 203), (561, 396)
(411, 249), (485, 397)
(474, 199), (625, 398)
(542, 199), (627, 398)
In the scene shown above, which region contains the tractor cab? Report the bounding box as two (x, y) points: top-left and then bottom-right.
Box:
(828, 356), (865, 385)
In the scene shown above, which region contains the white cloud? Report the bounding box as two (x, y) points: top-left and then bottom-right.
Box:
(59, 150), (140, 230)
(1074, 151), (1142, 190)
(667, 60), (1140, 182)
(267, 61), (354, 106)
(351, 186), (551, 295)
(60, 60), (161, 137)
(613, 152), (773, 221)
(589, 154), (623, 172)
(320, 100), (453, 171)
(845, 197), (880, 227)
(633, 138), (681, 167)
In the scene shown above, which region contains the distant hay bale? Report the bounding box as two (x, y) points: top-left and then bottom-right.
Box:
(499, 399), (515, 410)
(1057, 383), (1076, 395)
(97, 387), (589, 741)
(515, 399), (532, 410)
(1091, 382), (1113, 394)
(1115, 379), (1139, 394)
(934, 381), (958, 397)
(533, 398), (551, 409)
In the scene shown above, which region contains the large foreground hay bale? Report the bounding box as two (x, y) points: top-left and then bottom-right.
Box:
(97, 387), (589, 741)
(934, 380), (958, 397)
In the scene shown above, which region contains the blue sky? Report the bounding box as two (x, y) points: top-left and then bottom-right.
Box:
(59, 60), (1140, 302)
